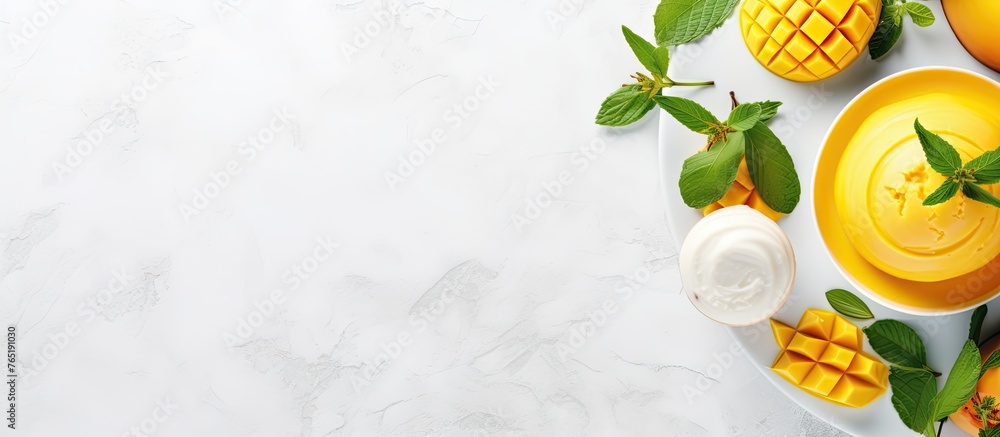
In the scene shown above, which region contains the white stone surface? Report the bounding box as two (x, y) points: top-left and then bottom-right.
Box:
(0, 0), (848, 435)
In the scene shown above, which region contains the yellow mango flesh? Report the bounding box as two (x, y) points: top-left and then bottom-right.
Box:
(703, 159), (786, 221)
(740, 0), (881, 82)
(834, 93), (1000, 282)
(770, 309), (887, 407)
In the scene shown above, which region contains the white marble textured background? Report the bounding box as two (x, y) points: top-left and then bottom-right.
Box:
(0, 0), (849, 435)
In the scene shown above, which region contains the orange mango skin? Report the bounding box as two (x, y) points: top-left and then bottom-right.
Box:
(943, 0), (1000, 73)
(703, 159), (785, 221)
(770, 309), (888, 408)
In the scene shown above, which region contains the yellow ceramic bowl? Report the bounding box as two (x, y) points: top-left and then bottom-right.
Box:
(814, 67), (1000, 315)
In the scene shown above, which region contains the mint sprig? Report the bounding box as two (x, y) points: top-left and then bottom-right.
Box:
(595, 26), (714, 126)
(596, 0), (740, 127)
(655, 94), (799, 213)
(869, 0), (935, 60)
(915, 118), (1000, 208)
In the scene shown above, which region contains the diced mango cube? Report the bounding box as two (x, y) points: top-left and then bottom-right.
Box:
(755, 5), (784, 32)
(771, 350), (816, 385)
(796, 309), (836, 340)
(820, 29), (856, 64)
(846, 353), (889, 386)
(837, 6), (870, 42)
(800, 363), (842, 396)
(788, 332), (829, 361)
(747, 24), (770, 52)
(718, 182), (753, 207)
(772, 0), (797, 13)
(802, 50), (838, 79)
(815, 0), (854, 25)
(746, 190), (785, 221)
(829, 315), (863, 349)
(785, 0), (813, 25)
(771, 18), (799, 45)
(819, 343), (856, 371)
(800, 12), (835, 45)
(770, 319), (797, 349)
(702, 202), (724, 216)
(786, 32), (819, 62)
(769, 50), (800, 75)
(827, 375), (886, 407)
(735, 159), (754, 189)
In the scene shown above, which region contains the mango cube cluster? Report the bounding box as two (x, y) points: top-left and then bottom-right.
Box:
(703, 159), (784, 221)
(740, 0), (881, 82)
(770, 309), (888, 407)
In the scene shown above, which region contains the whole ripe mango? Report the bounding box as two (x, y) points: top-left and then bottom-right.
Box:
(943, 0), (1000, 73)
(740, 0), (881, 82)
(703, 158), (785, 221)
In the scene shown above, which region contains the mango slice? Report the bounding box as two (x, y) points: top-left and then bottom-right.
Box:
(702, 158), (786, 221)
(770, 309), (887, 407)
(740, 0), (881, 82)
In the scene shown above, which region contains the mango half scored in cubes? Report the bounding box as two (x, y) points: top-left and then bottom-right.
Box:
(740, 0), (881, 82)
(770, 309), (888, 407)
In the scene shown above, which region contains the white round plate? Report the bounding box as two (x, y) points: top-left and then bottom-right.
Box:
(658, 3), (1000, 435)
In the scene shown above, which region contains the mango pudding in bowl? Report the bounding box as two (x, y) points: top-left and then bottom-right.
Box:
(814, 67), (1000, 314)
(835, 93), (1000, 282)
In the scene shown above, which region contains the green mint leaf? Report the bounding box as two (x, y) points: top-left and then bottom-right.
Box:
(889, 366), (938, 432)
(964, 182), (1000, 208)
(915, 118), (963, 175)
(756, 101), (782, 122)
(596, 85), (656, 126)
(923, 179), (961, 206)
(743, 122), (800, 213)
(869, 5), (902, 60)
(904, 2), (935, 27)
(932, 340), (982, 421)
(652, 47), (670, 77)
(825, 289), (874, 319)
(654, 0), (740, 46)
(622, 26), (667, 77)
(982, 349), (1000, 378)
(653, 95), (722, 134)
(971, 305), (988, 343)
(981, 426), (1000, 437)
(726, 103), (762, 131)
(965, 146), (1000, 184)
(677, 131), (745, 208)
(864, 320), (930, 369)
